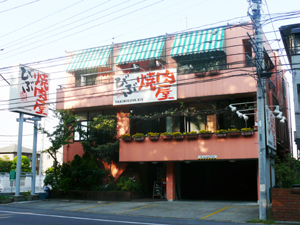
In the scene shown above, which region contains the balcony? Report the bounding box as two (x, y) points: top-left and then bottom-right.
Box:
(119, 132), (258, 162)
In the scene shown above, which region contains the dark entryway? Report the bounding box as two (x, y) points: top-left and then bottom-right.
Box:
(178, 160), (257, 201)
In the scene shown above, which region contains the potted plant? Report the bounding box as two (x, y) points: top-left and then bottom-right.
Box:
(214, 129), (227, 138)
(227, 128), (240, 136)
(185, 131), (198, 139)
(121, 133), (132, 142)
(160, 132), (172, 140)
(0, 195), (13, 204)
(147, 132), (160, 141)
(241, 127), (254, 136)
(172, 132), (185, 140)
(23, 190), (33, 201)
(132, 133), (145, 142)
(198, 130), (213, 138)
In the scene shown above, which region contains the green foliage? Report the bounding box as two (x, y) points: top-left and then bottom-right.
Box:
(22, 190), (31, 196)
(40, 109), (80, 186)
(147, 132), (160, 136)
(0, 156), (13, 172)
(44, 167), (60, 189)
(121, 134), (131, 138)
(272, 154), (300, 188)
(160, 132), (171, 136)
(227, 128), (239, 132)
(185, 131), (197, 135)
(59, 153), (109, 192)
(116, 176), (142, 192)
(241, 127), (254, 132)
(172, 132), (183, 136)
(198, 130), (212, 134)
(215, 129), (227, 134)
(132, 133), (145, 138)
(11, 156), (31, 172)
(0, 195), (11, 199)
(81, 115), (119, 163)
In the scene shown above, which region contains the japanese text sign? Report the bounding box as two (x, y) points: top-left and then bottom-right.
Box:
(113, 68), (177, 105)
(265, 105), (276, 149)
(9, 65), (49, 117)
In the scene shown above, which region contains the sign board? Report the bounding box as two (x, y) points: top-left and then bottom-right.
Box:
(9, 65), (49, 117)
(113, 68), (177, 105)
(153, 181), (162, 198)
(9, 170), (16, 180)
(265, 105), (276, 150)
(198, 155), (217, 160)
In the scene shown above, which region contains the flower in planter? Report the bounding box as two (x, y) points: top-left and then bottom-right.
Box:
(214, 129), (227, 134)
(132, 133), (145, 138)
(198, 130), (212, 134)
(227, 128), (240, 132)
(172, 132), (184, 136)
(121, 134), (131, 138)
(185, 131), (198, 135)
(241, 128), (254, 132)
(147, 132), (160, 137)
(160, 132), (172, 136)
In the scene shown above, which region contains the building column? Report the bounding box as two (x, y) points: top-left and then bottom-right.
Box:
(166, 162), (176, 201)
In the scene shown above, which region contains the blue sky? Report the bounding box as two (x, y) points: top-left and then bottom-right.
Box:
(0, 0), (298, 155)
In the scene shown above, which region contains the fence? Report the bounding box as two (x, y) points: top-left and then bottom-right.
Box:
(0, 173), (46, 193)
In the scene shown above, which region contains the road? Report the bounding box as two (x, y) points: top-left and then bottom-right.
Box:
(0, 205), (254, 225)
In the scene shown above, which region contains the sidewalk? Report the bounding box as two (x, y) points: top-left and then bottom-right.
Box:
(2, 199), (259, 223)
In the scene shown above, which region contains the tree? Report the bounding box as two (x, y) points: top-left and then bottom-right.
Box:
(272, 154), (300, 188)
(0, 156), (13, 172)
(40, 109), (79, 186)
(11, 155), (31, 172)
(81, 115), (119, 163)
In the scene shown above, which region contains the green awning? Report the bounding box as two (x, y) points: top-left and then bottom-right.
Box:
(115, 36), (165, 64)
(170, 27), (226, 57)
(66, 45), (112, 72)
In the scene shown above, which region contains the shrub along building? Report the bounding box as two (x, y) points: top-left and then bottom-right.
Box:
(57, 22), (290, 201)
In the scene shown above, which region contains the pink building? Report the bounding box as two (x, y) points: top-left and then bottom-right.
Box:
(57, 23), (290, 201)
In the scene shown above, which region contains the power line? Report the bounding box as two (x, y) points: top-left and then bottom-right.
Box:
(0, 0), (40, 14)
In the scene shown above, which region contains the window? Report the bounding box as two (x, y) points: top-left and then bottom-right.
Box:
(131, 63), (140, 73)
(293, 33), (300, 54)
(75, 68), (98, 87)
(297, 84), (300, 112)
(74, 121), (89, 141)
(282, 78), (286, 99)
(175, 51), (226, 75)
(243, 39), (253, 67)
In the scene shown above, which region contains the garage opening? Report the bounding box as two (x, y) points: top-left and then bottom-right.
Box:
(177, 160), (257, 201)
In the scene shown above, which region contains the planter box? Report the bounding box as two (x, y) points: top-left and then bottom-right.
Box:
(148, 136), (160, 141)
(122, 137), (132, 142)
(209, 69), (220, 75)
(241, 131), (254, 136)
(12, 195), (25, 202)
(186, 134), (198, 140)
(133, 137), (145, 142)
(173, 135), (185, 140)
(161, 135), (172, 140)
(25, 196), (33, 201)
(228, 131), (240, 137)
(1, 198), (13, 204)
(215, 133), (227, 138)
(195, 71), (208, 77)
(199, 133), (213, 139)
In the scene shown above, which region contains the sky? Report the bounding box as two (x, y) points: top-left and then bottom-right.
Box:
(0, 0), (298, 156)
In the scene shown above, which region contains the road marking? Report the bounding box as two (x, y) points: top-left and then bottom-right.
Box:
(116, 204), (157, 214)
(0, 210), (169, 225)
(72, 203), (115, 211)
(201, 206), (230, 219)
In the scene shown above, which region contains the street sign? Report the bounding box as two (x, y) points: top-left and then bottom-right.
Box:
(265, 106), (276, 150)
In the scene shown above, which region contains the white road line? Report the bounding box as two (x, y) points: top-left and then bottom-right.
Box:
(0, 210), (170, 225)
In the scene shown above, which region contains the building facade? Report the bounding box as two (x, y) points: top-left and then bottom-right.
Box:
(280, 23), (300, 157)
(57, 23), (290, 201)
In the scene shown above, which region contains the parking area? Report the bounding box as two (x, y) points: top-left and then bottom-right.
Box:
(1, 199), (259, 223)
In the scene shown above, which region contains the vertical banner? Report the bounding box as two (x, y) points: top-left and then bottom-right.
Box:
(265, 105), (276, 150)
(9, 65), (49, 117)
(113, 68), (177, 105)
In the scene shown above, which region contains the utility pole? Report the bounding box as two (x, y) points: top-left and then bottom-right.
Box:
(251, 0), (267, 220)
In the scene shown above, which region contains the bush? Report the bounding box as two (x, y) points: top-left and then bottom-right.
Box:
(116, 176), (142, 192)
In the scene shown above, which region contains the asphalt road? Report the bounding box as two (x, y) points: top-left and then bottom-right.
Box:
(0, 207), (254, 225)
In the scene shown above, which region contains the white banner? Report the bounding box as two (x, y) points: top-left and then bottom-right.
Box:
(113, 68), (177, 105)
(265, 105), (276, 149)
(9, 65), (49, 117)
